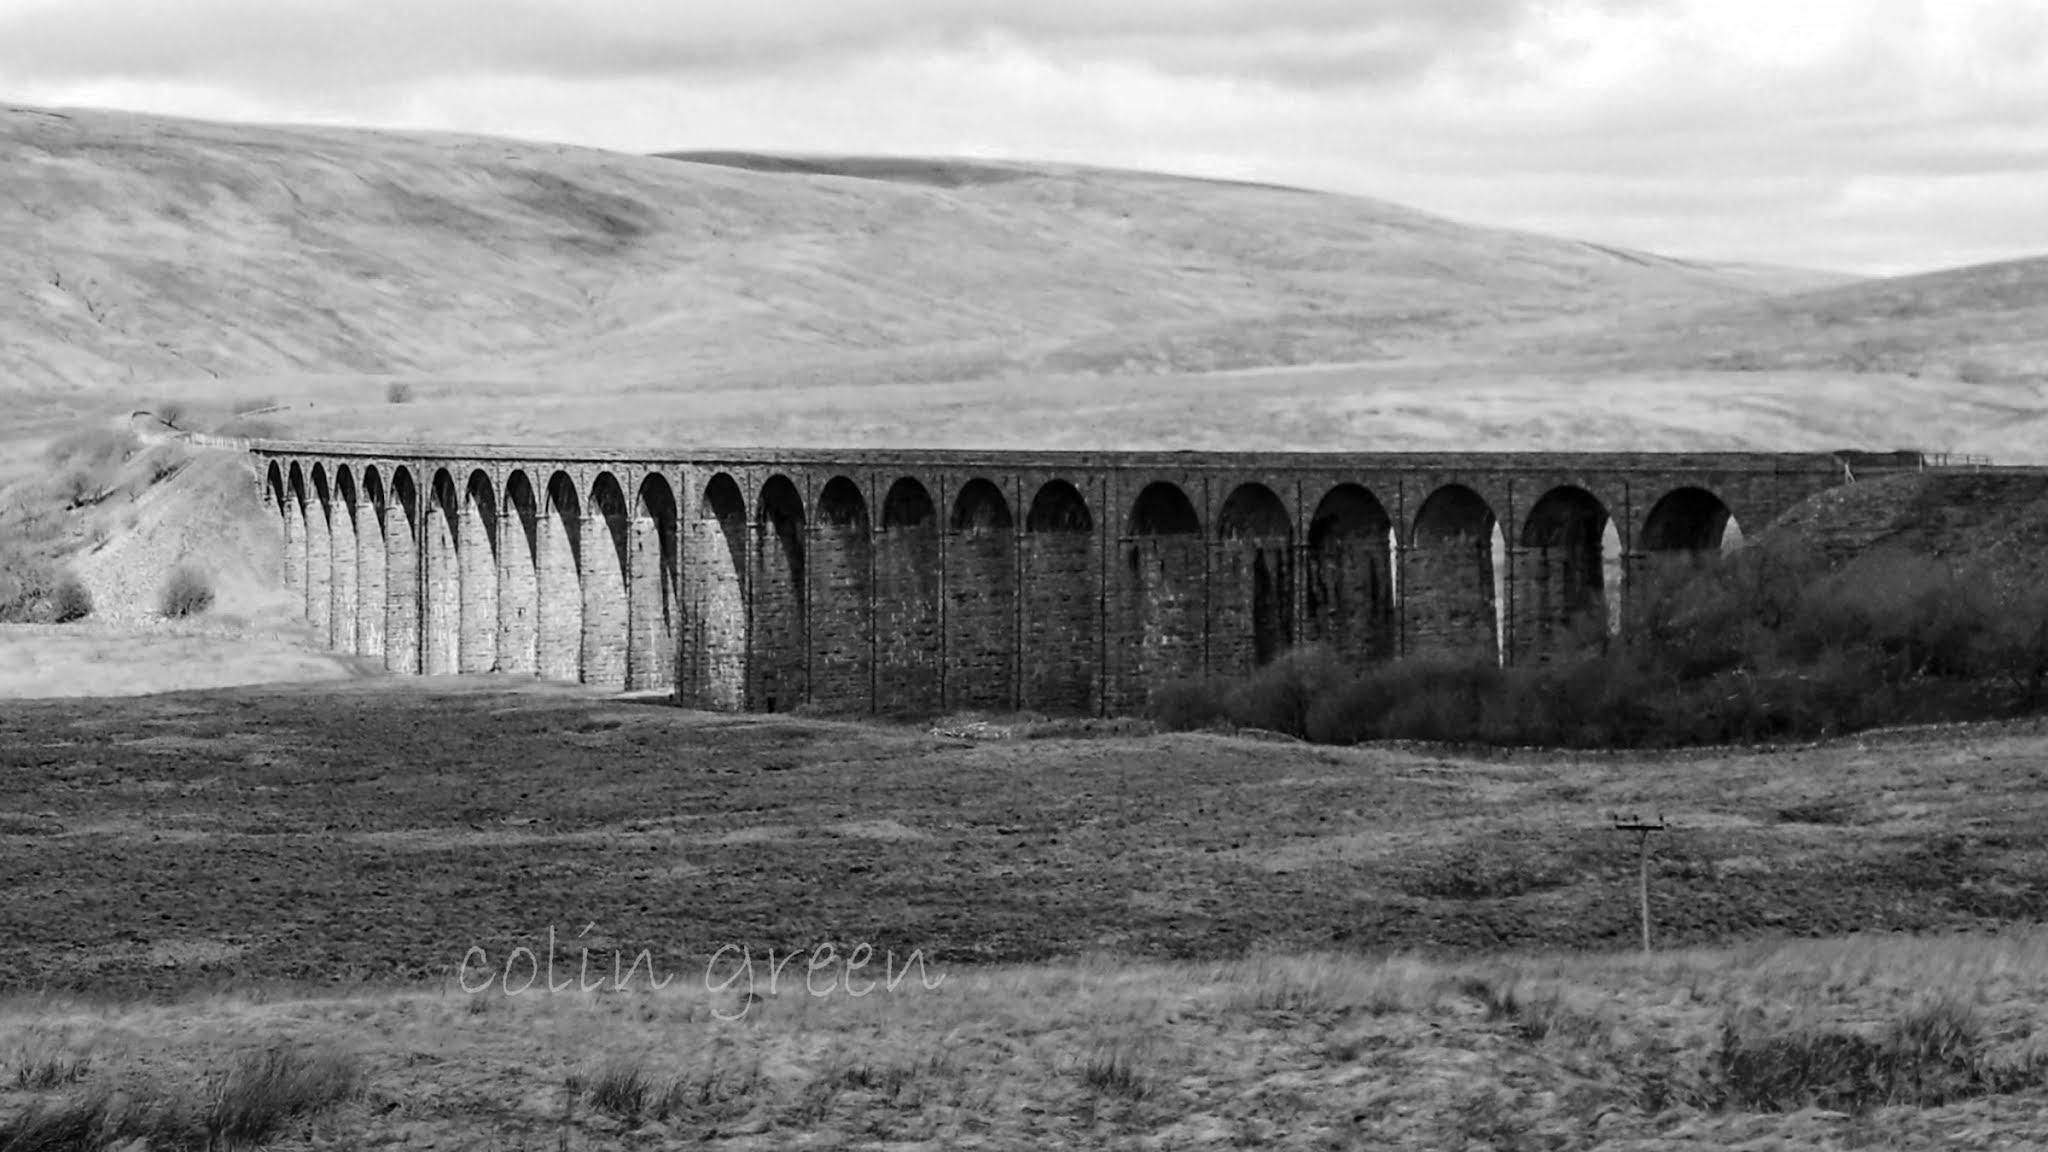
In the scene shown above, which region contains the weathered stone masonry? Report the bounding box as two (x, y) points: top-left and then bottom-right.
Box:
(256, 445), (1856, 715)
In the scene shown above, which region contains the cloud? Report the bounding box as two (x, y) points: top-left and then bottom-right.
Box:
(0, 0), (1537, 91)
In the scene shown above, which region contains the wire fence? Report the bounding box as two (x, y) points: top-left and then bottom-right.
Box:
(1921, 452), (1995, 470)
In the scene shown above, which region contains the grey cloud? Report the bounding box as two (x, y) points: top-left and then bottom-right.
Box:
(0, 0), (1538, 91)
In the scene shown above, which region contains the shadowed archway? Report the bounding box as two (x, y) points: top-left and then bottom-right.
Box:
(1022, 479), (1096, 714)
(386, 468), (421, 674)
(461, 471), (501, 673)
(752, 475), (807, 712)
(498, 471), (540, 675)
(582, 472), (631, 690)
(1409, 484), (1501, 661)
(688, 473), (748, 709)
(269, 462), (302, 605)
(1214, 483), (1293, 676)
(331, 466), (361, 655)
(424, 468), (461, 675)
(304, 464), (334, 645)
(1123, 481), (1204, 710)
(538, 472), (584, 683)
(946, 478), (1017, 712)
(357, 466), (388, 661)
(1306, 484), (1394, 667)
(1515, 486), (1612, 664)
(629, 474), (680, 693)
(878, 476), (941, 715)
(811, 476), (873, 712)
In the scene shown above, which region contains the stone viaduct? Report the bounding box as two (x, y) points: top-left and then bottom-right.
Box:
(252, 443), (1856, 715)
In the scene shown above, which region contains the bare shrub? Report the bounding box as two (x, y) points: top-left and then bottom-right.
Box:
(0, 553), (56, 623)
(1149, 679), (1226, 732)
(147, 444), (190, 485)
(160, 565), (215, 618)
(52, 573), (92, 623)
(156, 400), (188, 428)
(1221, 645), (1350, 738)
(386, 381), (415, 404)
(59, 467), (109, 509)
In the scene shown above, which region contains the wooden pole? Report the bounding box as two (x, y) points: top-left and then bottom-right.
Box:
(1612, 814), (1667, 956)
(1638, 829), (1652, 955)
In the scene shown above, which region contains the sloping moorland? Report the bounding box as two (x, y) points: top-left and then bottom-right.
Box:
(5, 100), (2040, 460)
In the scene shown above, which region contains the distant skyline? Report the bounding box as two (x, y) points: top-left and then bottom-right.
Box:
(3, 0), (2044, 277)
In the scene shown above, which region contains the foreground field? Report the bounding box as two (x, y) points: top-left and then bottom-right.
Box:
(4, 682), (2047, 997)
(6, 684), (2048, 1148)
(6, 933), (2047, 1149)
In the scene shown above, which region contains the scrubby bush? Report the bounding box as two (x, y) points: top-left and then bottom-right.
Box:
(386, 381), (415, 404)
(160, 565), (215, 618)
(1179, 542), (2048, 750)
(1221, 645), (1350, 737)
(52, 573), (92, 622)
(1149, 680), (1226, 732)
(59, 467), (109, 509)
(0, 553), (57, 622)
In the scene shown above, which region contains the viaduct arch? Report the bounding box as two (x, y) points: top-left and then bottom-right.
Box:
(255, 445), (1853, 714)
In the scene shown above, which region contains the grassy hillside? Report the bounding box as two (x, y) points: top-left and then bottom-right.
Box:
(12, 104), (2048, 461)
(0, 104), (1842, 402)
(1542, 255), (2048, 379)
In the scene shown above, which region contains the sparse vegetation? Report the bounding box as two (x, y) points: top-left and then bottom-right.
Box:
(0, 551), (57, 623)
(0, 1043), (360, 1151)
(2, 936), (2045, 1147)
(384, 381), (414, 405)
(206, 1044), (365, 1147)
(583, 1058), (652, 1126)
(51, 572), (92, 623)
(1684, 998), (2048, 1113)
(159, 565), (215, 618)
(1157, 546), (2048, 749)
(1078, 1047), (1152, 1101)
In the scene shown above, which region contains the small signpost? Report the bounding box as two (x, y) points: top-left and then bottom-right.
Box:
(1611, 812), (1669, 954)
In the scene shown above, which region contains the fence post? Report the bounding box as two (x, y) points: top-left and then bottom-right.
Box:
(1611, 812), (1669, 954)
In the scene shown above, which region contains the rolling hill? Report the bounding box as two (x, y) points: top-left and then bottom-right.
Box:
(0, 101), (2040, 461)
(1537, 254), (2048, 379)
(3, 105), (1843, 402)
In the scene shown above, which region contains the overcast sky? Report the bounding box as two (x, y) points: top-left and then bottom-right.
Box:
(3, 0), (2044, 276)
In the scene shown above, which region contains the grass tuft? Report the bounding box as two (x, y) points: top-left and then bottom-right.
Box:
(1078, 1047), (1152, 1101)
(206, 1044), (365, 1147)
(583, 1058), (652, 1126)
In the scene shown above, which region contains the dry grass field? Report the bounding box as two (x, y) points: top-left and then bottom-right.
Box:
(3, 683), (2048, 1147)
